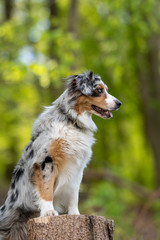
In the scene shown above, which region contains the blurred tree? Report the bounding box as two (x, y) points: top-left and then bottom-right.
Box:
(48, 0), (58, 28)
(4, 0), (14, 21)
(48, 0), (58, 59)
(68, 0), (78, 34)
(126, 1), (160, 187)
(139, 35), (160, 187)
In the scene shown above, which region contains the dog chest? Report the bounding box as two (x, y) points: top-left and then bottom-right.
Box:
(55, 125), (95, 166)
(50, 126), (95, 201)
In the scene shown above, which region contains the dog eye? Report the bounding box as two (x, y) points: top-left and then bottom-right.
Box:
(97, 88), (103, 94)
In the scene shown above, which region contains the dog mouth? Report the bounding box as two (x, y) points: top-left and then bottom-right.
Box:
(91, 105), (113, 119)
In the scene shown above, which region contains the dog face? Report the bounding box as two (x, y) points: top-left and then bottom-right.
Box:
(69, 71), (121, 119)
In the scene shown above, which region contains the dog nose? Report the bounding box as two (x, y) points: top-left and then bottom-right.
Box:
(116, 100), (122, 108)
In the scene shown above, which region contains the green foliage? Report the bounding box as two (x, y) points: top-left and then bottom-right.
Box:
(80, 181), (137, 238)
(0, 0), (160, 238)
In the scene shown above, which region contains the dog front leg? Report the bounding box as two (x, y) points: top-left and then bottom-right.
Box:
(67, 190), (80, 215)
(39, 199), (58, 217)
(67, 172), (83, 215)
(31, 156), (58, 217)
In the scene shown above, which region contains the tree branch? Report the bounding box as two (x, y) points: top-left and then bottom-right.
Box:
(83, 169), (152, 198)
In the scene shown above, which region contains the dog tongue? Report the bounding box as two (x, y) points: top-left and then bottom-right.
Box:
(108, 111), (113, 118)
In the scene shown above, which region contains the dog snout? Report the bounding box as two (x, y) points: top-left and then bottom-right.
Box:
(115, 99), (122, 109)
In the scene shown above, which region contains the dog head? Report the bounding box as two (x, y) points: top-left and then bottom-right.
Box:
(67, 71), (121, 119)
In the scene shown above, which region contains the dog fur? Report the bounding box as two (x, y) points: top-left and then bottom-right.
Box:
(0, 71), (121, 240)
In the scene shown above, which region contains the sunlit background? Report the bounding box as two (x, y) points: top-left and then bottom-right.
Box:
(0, 0), (160, 239)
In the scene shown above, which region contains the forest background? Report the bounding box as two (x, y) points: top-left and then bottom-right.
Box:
(0, 0), (160, 239)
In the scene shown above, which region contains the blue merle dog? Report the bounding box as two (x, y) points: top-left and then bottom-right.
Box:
(0, 71), (121, 240)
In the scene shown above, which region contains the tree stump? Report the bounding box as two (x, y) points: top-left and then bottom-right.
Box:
(27, 215), (114, 240)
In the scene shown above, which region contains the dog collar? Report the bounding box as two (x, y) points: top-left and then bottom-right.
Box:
(71, 119), (82, 130)
(59, 107), (82, 130)
(73, 120), (77, 126)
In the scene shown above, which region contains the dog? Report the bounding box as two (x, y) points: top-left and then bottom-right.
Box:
(0, 71), (121, 240)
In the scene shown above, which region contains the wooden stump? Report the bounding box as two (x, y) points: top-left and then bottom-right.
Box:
(27, 215), (114, 240)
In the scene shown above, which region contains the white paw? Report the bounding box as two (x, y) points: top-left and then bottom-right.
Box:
(41, 209), (58, 217)
(39, 199), (58, 217)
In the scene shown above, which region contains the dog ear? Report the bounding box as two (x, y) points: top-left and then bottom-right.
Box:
(67, 72), (94, 96)
(77, 71), (94, 96)
(89, 71), (93, 80)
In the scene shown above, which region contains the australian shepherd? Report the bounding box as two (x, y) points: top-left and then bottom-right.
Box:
(0, 71), (121, 240)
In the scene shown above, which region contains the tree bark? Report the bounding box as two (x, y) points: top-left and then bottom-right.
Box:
(27, 215), (114, 240)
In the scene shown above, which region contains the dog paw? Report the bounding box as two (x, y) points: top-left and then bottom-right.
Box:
(40, 200), (58, 217)
(41, 209), (58, 217)
(45, 209), (58, 216)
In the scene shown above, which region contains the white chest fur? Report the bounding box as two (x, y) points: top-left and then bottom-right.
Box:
(54, 122), (95, 164)
(51, 123), (95, 213)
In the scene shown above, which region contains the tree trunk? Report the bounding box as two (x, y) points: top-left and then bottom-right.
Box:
(126, 2), (160, 188)
(27, 215), (114, 240)
(47, 0), (59, 60)
(48, 0), (58, 30)
(68, 0), (79, 34)
(4, 0), (14, 21)
(138, 34), (160, 187)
